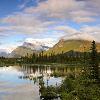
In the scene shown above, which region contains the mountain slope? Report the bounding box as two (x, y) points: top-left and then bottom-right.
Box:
(0, 52), (9, 57)
(0, 49), (9, 57)
(9, 46), (36, 58)
(45, 39), (100, 54)
(9, 41), (50, 58)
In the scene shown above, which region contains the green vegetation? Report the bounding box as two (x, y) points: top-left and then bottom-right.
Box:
(38, 40), (100, 100)
(0, 51), (89, 66)
(0, 40), (100, 100)
(39, 69), (100, 100)
(89, 40), (100, 82)
(1, 40), (100, 66)
(59, 73), (100, 100)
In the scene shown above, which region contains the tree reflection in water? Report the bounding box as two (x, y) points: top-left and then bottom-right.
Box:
(18, 65), (82, 100)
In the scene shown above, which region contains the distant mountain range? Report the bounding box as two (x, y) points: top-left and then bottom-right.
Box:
(0, 52), (9, 57)
(8, 41), (50, 57)
(1, 39), (100, 58)
(0, 49), (9, 57)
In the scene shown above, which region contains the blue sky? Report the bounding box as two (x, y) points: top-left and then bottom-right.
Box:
(0, 0), (100, 52)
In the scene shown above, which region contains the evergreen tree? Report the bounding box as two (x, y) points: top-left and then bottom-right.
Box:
(90, 40), (99, 82)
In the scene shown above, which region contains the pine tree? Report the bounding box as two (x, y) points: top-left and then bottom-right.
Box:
(90, 40), (99, 82)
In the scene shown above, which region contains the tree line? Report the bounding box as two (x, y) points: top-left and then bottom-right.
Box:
(0, 40), (100, 66)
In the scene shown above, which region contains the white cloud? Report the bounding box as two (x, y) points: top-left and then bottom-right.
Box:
(25, 0), (82, 14)
(62, 33), (95, 41)
(80, 25), (100, 34)
(1, 13), (49, 34)
(54, 25), (100, 42)
(89, 0), (100, 10)
(0, 38), (58, 53)
(0, 0), (100, 53)
(0, 26), (11, 32)
(1, 11), (59, 35)
(2, 14), (40, 26)
(1, 0), (99, 36)
(0, 45), (18, 53)
(24, 0), (97, 23)
(54, 26), (78, 34)
(25, 38), (58, 47)
(73, 17), (95, 23)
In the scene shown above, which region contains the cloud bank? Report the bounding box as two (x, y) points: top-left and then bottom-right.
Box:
(0, 0), (100, 52)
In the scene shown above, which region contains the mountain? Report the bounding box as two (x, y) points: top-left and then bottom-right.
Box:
(45, 39), (100, 54)
(9, 46), (37, 58)
(9, 41), (51, 58)
(6, 39), (100, 58)
(0, 52), (9, 57)
(0, 49), (9, 57)
(23, 42), (49, 51)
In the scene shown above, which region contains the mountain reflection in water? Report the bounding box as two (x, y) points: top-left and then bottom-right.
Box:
(0, 65), (77, 100)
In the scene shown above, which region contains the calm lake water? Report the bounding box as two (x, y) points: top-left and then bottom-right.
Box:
(0, 65), (81, 100)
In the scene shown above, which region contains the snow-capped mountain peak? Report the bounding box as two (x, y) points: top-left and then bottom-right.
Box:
(23, 38), (57, 51)
(23, 42), (49, 51)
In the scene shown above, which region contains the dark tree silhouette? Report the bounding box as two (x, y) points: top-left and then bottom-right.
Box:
(90, 40), (99, 82)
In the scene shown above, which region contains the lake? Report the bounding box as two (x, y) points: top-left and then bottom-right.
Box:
(0, 65), (81, 100)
